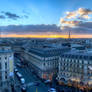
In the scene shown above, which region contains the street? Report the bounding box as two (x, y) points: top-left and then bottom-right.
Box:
(14, 57), (49, 92)
(14, 57), (91, 92)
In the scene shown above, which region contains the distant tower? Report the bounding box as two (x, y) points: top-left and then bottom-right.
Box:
(0, 31), (1, 38)
(68, 30), (71, 40)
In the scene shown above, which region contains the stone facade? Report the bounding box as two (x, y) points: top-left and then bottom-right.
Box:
(57, 50), (92, 86)
(0, 46), (14, 92)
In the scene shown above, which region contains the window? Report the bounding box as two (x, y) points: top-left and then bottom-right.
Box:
(61, 63), (62, 66)
(84, 60), (88, 64)
(76, 60), (77, 63)
(5, 56), (7, 60)
(48, 62), (49, 65)
(79, 60), (82, 63)
(79, 65), (82, 68)
(5, 71), (7, 79)
(84, 66), (87, 70)
(5, 75), (7, 79)
(5, 62), (7, 69)
(43, 62), (45, 66)
(89, 61), (92, 64)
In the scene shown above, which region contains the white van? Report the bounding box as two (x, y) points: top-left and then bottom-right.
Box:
(14, 68), (18, 73)
(44, 80), (51, 84)
(48, 88), (56, 92)
(21, 85), (26, 92)
(16, 72), (22, 79)
(20, 78), (25, 84)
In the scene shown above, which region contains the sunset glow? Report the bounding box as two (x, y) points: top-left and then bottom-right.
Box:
(1, 34), (92, 38)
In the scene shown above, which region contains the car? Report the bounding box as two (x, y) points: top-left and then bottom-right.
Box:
(44, 80), (51, 84)
(16, 72), (22, 79)
(20, 78), (25, 84)
(14, 68), (18, 73)
(48, 88), (56, 92)
(16, 63), (22, 67)
(21, 85), (26, 92)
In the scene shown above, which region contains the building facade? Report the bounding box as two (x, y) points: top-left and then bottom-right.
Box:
(0, 46), (14, 92)
(21, 46), (70, 80)
(57, 50), (92, 87)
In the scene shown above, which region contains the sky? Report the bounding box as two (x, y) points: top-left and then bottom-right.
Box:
(0, 0), (92, 38)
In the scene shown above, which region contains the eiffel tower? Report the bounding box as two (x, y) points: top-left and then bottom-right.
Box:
(68, 30), (71, 40)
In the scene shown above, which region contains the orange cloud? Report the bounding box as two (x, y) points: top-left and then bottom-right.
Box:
(66, 11), (76, 19)
(65, 8), (92, 20)
(60, 18), (80, 26)
(60, 8), (92, 33)
(77, 8), (92, 16)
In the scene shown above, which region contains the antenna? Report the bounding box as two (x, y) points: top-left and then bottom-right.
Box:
(68, 30), (71, 39)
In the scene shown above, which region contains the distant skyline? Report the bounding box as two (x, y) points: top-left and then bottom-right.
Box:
(0, 0), (92, 38)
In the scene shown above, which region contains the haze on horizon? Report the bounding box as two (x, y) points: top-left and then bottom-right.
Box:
(0, 0), (92, 38)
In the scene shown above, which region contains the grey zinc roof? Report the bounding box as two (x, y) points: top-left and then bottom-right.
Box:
(0, 50), (13, 53)
(29, 47), (70, 57)
(61, 49), (92, 59)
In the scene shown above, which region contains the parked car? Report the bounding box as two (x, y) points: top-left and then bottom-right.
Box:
(16, 72), (22, 79)
(21, 85), (26, 92)
(16, 63), (22, 67)
(48, 88), (56, 92)
(44, 80), (51, 84)
(14, 68), (18, 73)
(20, 78), (25, 84)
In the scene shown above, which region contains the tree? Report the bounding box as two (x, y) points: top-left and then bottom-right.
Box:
(52, 73), (58, 87)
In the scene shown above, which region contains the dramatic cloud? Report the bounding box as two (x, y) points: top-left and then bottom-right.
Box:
(65, 11), (76, 19)
(60, 18), (81, 26)
(78, 15), (90, 20)
(60, 8), (92, 26)
(65, 8), (92, 20)
(60, 8), (92, 35)
(60, 24), (92, 35)
(0, 11), (28, 20)
(0, 24), (61, 35)
(2, 11), (20, 20)
(0, 15), (5, 19)
(77, 8), (92, 16)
